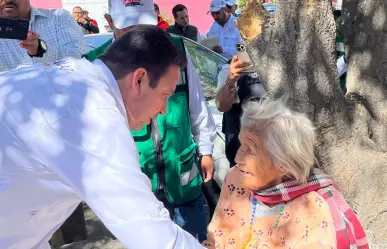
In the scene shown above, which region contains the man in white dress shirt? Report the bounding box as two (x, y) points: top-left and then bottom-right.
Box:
(206, 0), (242, 59)
(0, 0), (85, 72)
(85, 0), (216, 243)
(0, 25), (205, 249)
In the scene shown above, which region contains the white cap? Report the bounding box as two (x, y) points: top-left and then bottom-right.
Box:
(109, 0), (157, 29)
(225, 0), (237, 6)
(209, 0), (226, 12)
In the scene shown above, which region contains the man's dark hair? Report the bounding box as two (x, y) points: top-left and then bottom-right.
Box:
(172, 4), (188, 18)
(99, 25), (187, 88)
(154, 3), (159, 11)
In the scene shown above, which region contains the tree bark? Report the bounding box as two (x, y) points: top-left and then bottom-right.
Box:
(236, 0), (387, 246)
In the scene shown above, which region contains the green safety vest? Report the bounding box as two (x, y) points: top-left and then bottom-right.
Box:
(85, 34), (203, 205)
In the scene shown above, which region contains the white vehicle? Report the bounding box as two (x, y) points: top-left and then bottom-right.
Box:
(84, 34), (230, 221)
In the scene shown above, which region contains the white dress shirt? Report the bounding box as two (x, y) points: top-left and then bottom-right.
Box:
(205, 15), (242, 57)
(0, 58), (205, 249)
(185, 49), (216, 155)
(0, 7), (85, 72)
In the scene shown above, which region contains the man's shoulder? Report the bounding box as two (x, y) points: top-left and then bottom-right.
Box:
(33, 7), (72, 19)
(166, 24), (176, 30)
(227, 15), (240, 28)
(188, 25), (198, 31)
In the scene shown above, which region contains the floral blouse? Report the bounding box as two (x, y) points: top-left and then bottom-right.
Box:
(203, 168), (337, 249)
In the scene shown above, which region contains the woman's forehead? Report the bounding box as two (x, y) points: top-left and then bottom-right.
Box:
(239, 128), (263, 141)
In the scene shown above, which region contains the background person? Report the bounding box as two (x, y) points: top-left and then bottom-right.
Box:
(167, 4), (200, 42)
(0, 0), (85, 72)
(154, 2), (169, 30)
(82, 10), (99, 34)
(72, 6), (99, 34)
(225, 0), (237, 15)
(216, 56), (266, 167)
(205, 0), (242, 59)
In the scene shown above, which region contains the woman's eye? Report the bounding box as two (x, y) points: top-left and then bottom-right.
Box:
(241, 146), (249, 153)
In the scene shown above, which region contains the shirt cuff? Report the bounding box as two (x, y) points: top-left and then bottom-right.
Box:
(198, 145), (213, 156)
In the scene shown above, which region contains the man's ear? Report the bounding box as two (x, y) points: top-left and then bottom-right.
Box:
(131, 68), (149, 95)
(104, 13), (115, 30)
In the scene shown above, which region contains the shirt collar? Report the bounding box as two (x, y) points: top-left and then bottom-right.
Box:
(92, 59), (127, 119)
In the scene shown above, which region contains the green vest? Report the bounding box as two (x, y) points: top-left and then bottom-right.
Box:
(85, 34), (203, 205)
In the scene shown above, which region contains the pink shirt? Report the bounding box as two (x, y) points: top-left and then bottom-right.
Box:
(203, 168), (337, 249)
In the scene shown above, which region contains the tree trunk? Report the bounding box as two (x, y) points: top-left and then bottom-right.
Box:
(236, 0), (387, 247)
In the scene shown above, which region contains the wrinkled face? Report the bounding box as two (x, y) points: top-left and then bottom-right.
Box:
(123, 65), (179, 130)
(72, 7), (83, 19)
(235, 129), (284, 190)
(175, 9), (189, 27)
(211, 8), (228, 26)
(0, 0), (31, 19)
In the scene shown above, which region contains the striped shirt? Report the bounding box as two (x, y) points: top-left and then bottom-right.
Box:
(0, 7), (85, 72)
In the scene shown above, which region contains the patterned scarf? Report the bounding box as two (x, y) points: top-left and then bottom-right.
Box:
(253, 168), (369, 249)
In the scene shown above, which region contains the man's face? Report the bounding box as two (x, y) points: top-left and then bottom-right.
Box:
(226, 4), (236, 15)
(82, 11), (89, 19)
(72, 7), (83, 19)
(175, 9), (189, 27)
(125, 65), (179, 130)
(211, 8), (228, 25)
(0, 0), (31, 19)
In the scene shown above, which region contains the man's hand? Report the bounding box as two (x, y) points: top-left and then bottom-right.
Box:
(77, 17), (88, 25)
(19, 29), (39, 56)
(212, 45), (223, 54)
(200, 155), (214, 183)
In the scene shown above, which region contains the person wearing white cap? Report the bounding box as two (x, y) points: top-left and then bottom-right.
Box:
(225, 0), (238, 15)
(205, 0), (242, 59)
(85, 0), (216, 245)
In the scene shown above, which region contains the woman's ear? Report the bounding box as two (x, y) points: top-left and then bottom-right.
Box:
(275, 164), (288, 179)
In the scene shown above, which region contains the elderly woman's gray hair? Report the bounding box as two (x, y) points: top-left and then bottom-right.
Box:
(241, 97), (316, 183)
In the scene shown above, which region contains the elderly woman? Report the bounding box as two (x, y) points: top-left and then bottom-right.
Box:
(202, 98), (368, 249)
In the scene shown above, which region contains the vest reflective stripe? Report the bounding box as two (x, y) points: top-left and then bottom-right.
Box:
(181, 161), (200, 186)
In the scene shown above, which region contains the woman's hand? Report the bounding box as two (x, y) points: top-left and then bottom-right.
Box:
(226, 56), (253, 85)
